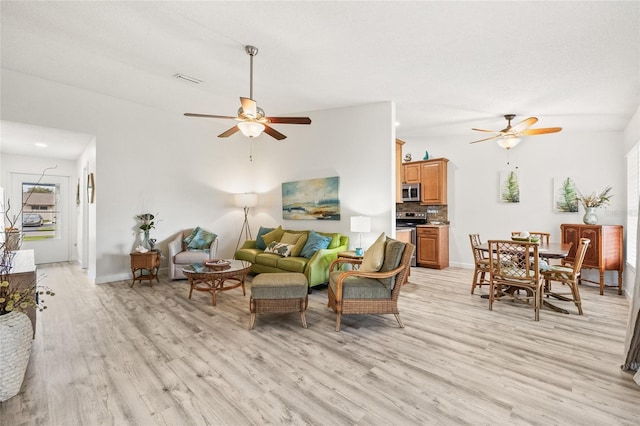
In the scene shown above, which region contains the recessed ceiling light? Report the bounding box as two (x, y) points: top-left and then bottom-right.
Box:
(173, 73), (203, 84)
(395, 121), (400, 127)
(35, 142), (48, 148)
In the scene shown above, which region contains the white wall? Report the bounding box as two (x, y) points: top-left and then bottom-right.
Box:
(403, 126), (626, 286)
(1, 70), (395, 283)
(623, 105), (640, 297)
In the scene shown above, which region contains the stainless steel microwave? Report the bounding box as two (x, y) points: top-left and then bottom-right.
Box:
(402, 184), (421, 202)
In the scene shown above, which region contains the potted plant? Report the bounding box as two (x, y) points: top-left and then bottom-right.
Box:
(136, 213), (156, 249)
(577, 186), (613, 225)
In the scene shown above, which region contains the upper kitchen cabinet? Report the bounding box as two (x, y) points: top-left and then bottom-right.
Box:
(395, 139), (405, 203)
(420, 158), (448, 205)
(403, 162), (421, 184)
(402, 158), (449, 205)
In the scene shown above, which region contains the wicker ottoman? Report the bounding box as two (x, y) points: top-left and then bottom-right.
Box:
(249, 273), (308, 329)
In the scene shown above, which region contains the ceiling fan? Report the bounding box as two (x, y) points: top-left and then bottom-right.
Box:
(184, 45), (311, 140)
(470, 114), (562, 149)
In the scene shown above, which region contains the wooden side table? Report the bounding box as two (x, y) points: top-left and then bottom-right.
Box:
(337, 250), (363, 270)
(130, 250), (160, 287)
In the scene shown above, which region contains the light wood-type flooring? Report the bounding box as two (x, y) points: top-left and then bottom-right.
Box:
(1, 263), (638, 425)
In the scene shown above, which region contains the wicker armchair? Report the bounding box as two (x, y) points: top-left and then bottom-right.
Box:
(327, 238), (414, 331)
(488, 240), (543, 321)
(469, 233), (490, 294)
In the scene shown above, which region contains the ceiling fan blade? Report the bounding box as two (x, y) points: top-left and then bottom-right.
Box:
(510, 117), (538, 133)
(263, 124), (287, 140)
(470, 134), (501, 144)
(240, 97), (257, 117)
(185, 113), (237, 119)
(218, 125), (240, 138)
(471, 127), (501, 133)
(520, 127), (563, 136)
(266, 116), (312, 125)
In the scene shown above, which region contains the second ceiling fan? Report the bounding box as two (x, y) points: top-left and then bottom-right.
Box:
(470, 114), (562, 149)
(184, 45), (311, 140)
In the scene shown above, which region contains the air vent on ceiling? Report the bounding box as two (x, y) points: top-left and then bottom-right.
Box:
(173, 73), (203, 84)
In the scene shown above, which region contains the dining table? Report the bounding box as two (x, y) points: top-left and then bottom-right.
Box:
(476, 241), (572, 260)
(476, 241), (574, 314)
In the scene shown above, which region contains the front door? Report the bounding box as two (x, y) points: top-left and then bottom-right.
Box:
(10, 172), (70, 264)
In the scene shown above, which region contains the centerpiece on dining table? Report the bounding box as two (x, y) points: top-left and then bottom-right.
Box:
(511, 231), (540, 244)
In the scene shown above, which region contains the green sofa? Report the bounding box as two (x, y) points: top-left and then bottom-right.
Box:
(235, 229), (349, 288)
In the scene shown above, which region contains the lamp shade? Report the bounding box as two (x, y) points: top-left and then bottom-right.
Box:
(496, 135), (521, 150)
(350, 216), (371, 233)
(234, 193), (258, 208)
(237, 121), (265, 138)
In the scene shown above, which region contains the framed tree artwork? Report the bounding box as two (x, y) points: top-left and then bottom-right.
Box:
(553, 176), (579, 213)
(500, 170), (520, 203)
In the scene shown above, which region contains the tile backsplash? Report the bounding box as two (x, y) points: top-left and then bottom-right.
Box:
(396, 202), (449, 223)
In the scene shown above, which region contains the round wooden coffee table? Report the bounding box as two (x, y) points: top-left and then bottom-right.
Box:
(182, 260), (251, 306)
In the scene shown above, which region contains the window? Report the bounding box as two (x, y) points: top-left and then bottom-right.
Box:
(21, 182), (58, 241)
(627, 143), (639, 269)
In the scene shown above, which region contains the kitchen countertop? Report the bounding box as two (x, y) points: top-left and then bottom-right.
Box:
(416, 223), (449, 227)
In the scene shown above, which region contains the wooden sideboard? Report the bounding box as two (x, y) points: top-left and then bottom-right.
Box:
(7, 250), (37, 337)
(560, 224), (623, 295)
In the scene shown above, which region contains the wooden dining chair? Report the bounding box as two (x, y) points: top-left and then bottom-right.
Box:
(488, 240), (543, 321)
(469, 234), (490, 294)
(541, 238), (590, 315)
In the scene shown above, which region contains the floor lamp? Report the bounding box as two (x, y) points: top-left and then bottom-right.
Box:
(350, 215), (371, 256)
(234, 193), (258, 253)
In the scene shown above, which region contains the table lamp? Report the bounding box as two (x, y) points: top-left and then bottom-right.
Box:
(234, 192), (258, 252)
(350, 216), (371, 256)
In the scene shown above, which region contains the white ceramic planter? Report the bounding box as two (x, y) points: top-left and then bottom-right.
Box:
(0, 311), (33, 402)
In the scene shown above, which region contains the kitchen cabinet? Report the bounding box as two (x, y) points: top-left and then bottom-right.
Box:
(416, 225), (449, 269)
(403, 162), (421, 184)
(420, 158), (448, 205)
(560, 224), (623, 295)
(395, 139), (405, 203)
(401, 158), (448, 205)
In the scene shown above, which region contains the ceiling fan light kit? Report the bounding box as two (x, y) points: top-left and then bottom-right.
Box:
(470, 114), (562, 150)
(184, 45), (311, 140)
(497, 135), (521, 150)
(238, 121), (265, 138)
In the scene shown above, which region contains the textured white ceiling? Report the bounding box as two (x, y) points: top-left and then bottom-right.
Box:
(1, 1), (638, 158)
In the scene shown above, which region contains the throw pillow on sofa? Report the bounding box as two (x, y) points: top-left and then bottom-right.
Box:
(187, 228), (217, 250)
(262, 226), (284, 246)
(280, 232), (308, 257)
(360, 232), (386, 272)
(264, 241), (294, 257)
(255, 226), (274, 250)
(300, 230), (332, 258)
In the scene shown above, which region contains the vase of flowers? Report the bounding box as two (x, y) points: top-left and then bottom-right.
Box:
(577, 186), (613, 225)
(136, 213), (156, 250)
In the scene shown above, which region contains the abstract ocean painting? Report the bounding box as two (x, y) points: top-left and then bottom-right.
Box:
(282, 176), (340, 220)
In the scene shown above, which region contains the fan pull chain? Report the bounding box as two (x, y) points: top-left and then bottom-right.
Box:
(249, 139), (254, 162)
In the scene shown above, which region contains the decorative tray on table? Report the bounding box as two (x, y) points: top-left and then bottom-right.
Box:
(203, 259), (231, 270)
